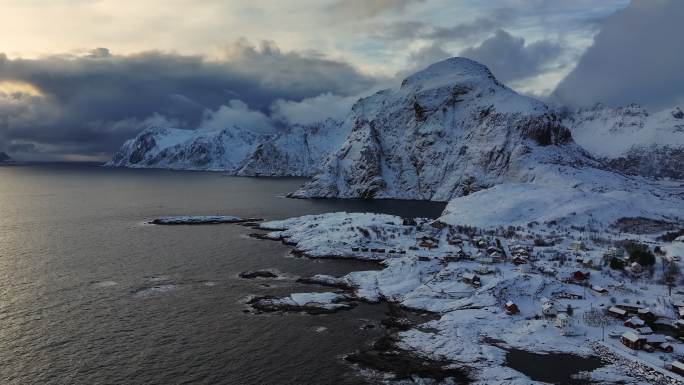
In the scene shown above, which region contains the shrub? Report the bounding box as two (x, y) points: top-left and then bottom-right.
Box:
(610, 257), (625, 270)
(624, 241), (655, 266)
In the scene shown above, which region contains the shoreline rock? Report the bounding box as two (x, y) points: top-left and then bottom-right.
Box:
(150, 216), (263, 225)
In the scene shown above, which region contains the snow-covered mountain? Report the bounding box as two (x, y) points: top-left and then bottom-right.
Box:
(292, 57), (591, 201)
(106, 119), (345, 176)
(0, 152), (12, 162)
(564, 103), (684, 179)
(236, 119), (347, 176)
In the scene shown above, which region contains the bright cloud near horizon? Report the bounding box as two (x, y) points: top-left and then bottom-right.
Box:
(1, 0), (683, 161)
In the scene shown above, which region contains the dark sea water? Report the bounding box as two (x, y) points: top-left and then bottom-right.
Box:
(0, 163), (445, 385)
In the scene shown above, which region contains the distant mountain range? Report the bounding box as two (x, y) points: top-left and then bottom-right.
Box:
(107, 57), (683, 227)
(106, 119), (345, 177)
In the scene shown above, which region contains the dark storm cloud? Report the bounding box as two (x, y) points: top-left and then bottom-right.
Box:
(552, 0), (684, 110)
(0, 41), (378, 159)
(459, 29), (564, 83)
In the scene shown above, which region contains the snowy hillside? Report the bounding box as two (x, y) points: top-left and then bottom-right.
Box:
(564, 104), (684, 179)
(106, 119), (345, 176)
(292, 57), (591, 201)
(236, 119), (346, 176)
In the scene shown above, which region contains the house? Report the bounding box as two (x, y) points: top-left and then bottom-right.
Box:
(604, 247), (624, 259)
(635, 327), (653, 335)
(462, 273), (481, 288)
(512, 256), (527, 265)
(624, 316), (646, 328)
(555, 313), (572, 328)
(660, 343), (674, 353)
(486, 246), (501, 255)
(646, 334), (666, 347)
(572, 271), (590, 282)
(670, 360), (684, 376)
(541, 298), (557, 316)
(621, 332), (646, 350)
(571, 241), (587, 251)
(608, 307), (627, 319)
(474, 265), (492, 275)
(674, 319), (684, 331)
(630, 262), (643, 274)
(616, 304), (642, 313)
(591, 285), (608, 294)
(637, 307), (654, 321)
(505, 301), (519, 315)
(430, 220), (447, 229)
(555, 313), (576, 335)
(581, 257), (594, 267)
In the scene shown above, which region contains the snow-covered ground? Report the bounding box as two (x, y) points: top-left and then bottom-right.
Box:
(257, 211), (684, 384)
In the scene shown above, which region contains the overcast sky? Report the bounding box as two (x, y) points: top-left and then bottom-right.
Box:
(1, 0), (682, 161)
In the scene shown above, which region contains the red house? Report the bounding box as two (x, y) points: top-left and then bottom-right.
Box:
(621, 332), (646, 350)
(505, 301), (519, 315)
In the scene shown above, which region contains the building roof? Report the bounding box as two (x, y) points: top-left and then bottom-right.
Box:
(646, 334), (666, 343)
(672, 360), (684, 370)
(637, 307), (652, 314)
(609, 306), (627, 315)
(626, 316), (645, 326)
(506, 301), (515, 307)
(621, 332), (643, 342)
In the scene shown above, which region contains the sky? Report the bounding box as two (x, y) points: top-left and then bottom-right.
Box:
(0, 0), (682, 161)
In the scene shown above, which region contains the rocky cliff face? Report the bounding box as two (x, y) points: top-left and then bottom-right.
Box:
(236, 119), (346, 176)
(107, 119), (346, 176)
(292, 57), (588, 201)
(564, 104), (684, 179)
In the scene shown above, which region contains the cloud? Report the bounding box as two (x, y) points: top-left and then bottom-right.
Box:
(271, 93), (358, 126)
(0, 40), (380, 160)
(459, 29), (564, 83)
(199, 100), (275, 134)
(552, 0), (684, 110)
(372, 13), (511, 44)
(326, 0), (426, 19)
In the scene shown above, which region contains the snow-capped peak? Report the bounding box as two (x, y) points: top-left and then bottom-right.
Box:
(400, 57), (498, 91)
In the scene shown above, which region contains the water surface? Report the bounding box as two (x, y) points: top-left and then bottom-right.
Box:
(0, 163), (446, 385)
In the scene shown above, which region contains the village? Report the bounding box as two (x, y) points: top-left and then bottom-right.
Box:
(255, 212), (684, 384)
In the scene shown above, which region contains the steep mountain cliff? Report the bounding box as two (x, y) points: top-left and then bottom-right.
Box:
(564, 104), (684, 179)
(107, 119), (345, 176)
(292, 57), (590, 201)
